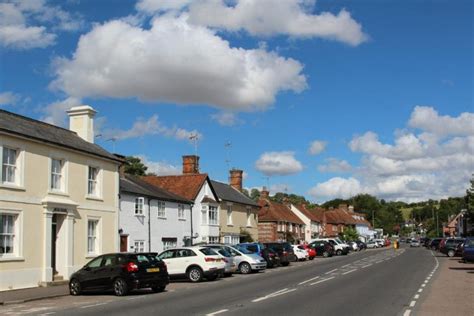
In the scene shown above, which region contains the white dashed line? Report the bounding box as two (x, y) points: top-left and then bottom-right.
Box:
(418, 288), (423, 293)
(80, 303), (108, 309)
(206, 309), (229, 315)
(409, 301), (416, 307)
(403, 309), (412, 316)
(298, 276), (320, 285)
(342, 269), (357, 275)
(252, 288), (297, 303)
(362, 264), (373, 268)
(325, 269), (338, 274)
(342, 264), (351, 268)
(310, 276), (335, 285)
(414, 294), (420, 299)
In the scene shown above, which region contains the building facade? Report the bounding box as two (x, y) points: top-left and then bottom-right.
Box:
(290, 204), (322, 242)
(0, 106), (121, 291)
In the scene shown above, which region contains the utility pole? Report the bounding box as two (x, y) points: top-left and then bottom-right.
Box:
(224, 141), (232, 170)
(189, 133), (199, 156)
(436, 211), (439, 237)
(372, 209), (375, 228)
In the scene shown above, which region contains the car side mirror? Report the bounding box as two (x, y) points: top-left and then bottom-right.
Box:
(83, 266), (91, 271)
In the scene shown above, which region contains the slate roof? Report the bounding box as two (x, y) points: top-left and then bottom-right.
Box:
(0, 109), (121, 163)
(210, 180), (259, 207)
(120, 174), (192, 204)
(258, 198), (304, 225)
(142, 173), (218, 202)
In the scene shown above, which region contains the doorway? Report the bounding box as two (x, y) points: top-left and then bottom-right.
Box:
(120, 235), (128, 252)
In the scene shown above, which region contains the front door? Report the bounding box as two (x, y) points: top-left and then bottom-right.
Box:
(120, 235), (128, 252)
(51, 214), (58, 275)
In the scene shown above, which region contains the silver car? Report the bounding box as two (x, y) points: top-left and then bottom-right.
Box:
(206, 244), (267, 274)
(207, 246), (237, 276)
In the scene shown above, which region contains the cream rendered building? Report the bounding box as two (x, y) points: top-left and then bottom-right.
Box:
(0, 106), (122, 291)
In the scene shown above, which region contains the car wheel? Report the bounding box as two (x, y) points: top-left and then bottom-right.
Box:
(239, 262), (252, 274)
(69, 279), (82, 296)
(447, 250), (455, 257)
(281, 262), (290, 267)
(336, 249), (342, 256)
(113, 278), (129, 296)
(290, 254), (298, 262)
(187, 266), (203, 282)
(309, 256), (314, 260)
(323, 251), (329, 258)
(151, 285), (166, 293)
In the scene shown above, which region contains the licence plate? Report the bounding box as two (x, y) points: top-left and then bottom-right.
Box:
(147, 267), (160, 273)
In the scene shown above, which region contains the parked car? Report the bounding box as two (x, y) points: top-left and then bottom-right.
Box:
(236, 242), (277, 269)
(157, 246), (225, 282)
(439, 238), (466, 257)
(263, 242), (293, 266)
(366, 241), (378, 249)
(292, 245), (309, 261)
(355, 240), (367, 250)
(224, 244), (267, 273)
(203, 245), (237, 276)
(348, 241), (360, 251)
(462, 237), (474, 262)
(298, 244), (316, 259)
(69, 252), (169, 296)
(423, 238), (432, 248)
(428, 238), (443, 251)
(308, 240), (334, 257)
(312, 238), (349, 255)
(410, 239), (421, 247)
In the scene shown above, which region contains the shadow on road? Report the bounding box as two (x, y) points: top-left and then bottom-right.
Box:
(448, 267), (474, 271)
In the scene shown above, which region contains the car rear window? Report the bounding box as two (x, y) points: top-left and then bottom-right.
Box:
(217, 249), (232, 257)
(200, 247), (218, 256)
(235, 245), (253, 254)
(129, 253), (162, 263)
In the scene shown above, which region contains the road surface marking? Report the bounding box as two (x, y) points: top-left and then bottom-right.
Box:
(421, 284), (426, 287)
(39, 313), (56, 316)
(298, 276), (320, 285)
(403, 309), (412, 316)
(414, 294), (420, 299)
(81, 303), (108, 309)
(325, 269), (338, 274)
(342, 263), (352, 267)
(206, 309), (229, 315)
(376, 261), (383, 263)
(362, 264), (373, 268)
(310, 276), (335, 285)
(252, 288), (297, 303)
(409, 301), (416, 307)
(418, 288), (423, 293)
(342, 269), (357, 275)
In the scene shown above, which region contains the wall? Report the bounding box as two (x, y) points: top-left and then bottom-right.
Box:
(219, 202), (259, 243)
(257, 222), (277, 242)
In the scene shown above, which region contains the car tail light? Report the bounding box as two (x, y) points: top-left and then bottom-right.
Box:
(125, 262), (139, 272)
(283, 251), (288, 256)
(223, 258), (229, 263)
(205, 257), (216, 262)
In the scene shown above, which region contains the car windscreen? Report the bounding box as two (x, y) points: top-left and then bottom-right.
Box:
(235, 245), (253, 254)
(199, 247), (218, 256)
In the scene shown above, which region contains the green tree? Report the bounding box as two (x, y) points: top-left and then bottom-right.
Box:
(250, 188), (261, 201)
(124, 156), (148, 176)
(339, 226), (359, 241)
(466, 175), (474, 225)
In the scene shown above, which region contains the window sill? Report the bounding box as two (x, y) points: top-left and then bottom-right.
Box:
(178, 218), (186, 221)
(227, 224), (233, 227)
(0, 256), (24, 262)
(135, 214), (145, 218)
(86, 196), (103, 202)
(48, 190), (69, 197)
(86, 254), (98, 259)
(246, 225), (253, 228)
(0, 183), (25, 191)
(157, 216), (167, 220)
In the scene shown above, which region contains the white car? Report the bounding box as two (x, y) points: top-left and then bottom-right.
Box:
(157, 246), (225, 282)
(312, 238), (350, 256)
(366, 241), (377, 249)
(292, 245), (309, 261)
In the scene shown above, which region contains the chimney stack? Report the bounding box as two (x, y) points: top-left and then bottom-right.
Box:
(182, 155), (199, 174)
(229, 169), (243, 191)
(260, 187), (269, 199)
(67, 105), (97, 143)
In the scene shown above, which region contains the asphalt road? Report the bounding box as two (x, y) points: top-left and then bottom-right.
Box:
(0, 246), (437, 316)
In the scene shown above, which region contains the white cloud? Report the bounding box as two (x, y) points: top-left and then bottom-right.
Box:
(137, 0), (368, 46)
(308, 177), (363, 200)
(102, 114), (202, 142)
(211, 112), (243, 126)
(0, 1), (83, 50)
(137, 155), (181, 176)
(0, 91), (20, 106)
(318, 158), (352, 173)
(311, 106), (474, 202)
(308, 140), (326, 155)
(255, 151), (303, 176)
(408, 106), (474, 137)
(40, 97), (82, 126)
(50, 15), (306, 111)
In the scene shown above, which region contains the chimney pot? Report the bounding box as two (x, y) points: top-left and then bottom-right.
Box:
(261, 187), (269, 199)
(229, 169), (243, 191)
(67, 105), (97, 143)
(182, 155), (199, 174)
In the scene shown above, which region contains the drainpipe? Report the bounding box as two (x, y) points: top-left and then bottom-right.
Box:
(147, 198), (153, 252)
(190, 203), (194, 246)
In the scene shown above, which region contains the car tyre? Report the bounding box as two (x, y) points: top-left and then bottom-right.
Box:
(239, 262), (252, 274)
(113, 278), (129, 296)
(290, 254), (298, 262)
(151, 285), (166, 293)
(336, 249), (342, 256)
(281, 262), (290, 267)
(323, 251), (329, 258)
(309, 256), (314, 260)
(187, 266), (203, 282)
(447, 250), (455, 257)
(69, 279), (82, 296)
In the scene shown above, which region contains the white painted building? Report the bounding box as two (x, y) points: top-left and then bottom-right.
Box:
(119, 174), (193, 253)
(290, 204), (322, 242)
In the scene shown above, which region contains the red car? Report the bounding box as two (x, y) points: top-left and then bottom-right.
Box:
(298, 244), (316, 260)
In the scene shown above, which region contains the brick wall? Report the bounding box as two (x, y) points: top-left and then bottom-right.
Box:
(258, 222), (277, 242)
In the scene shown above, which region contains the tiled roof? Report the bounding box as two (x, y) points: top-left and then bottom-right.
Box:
(294, 204), (322, 222)
(258, 198), (304, 225)
(141, 173), (214, 201)
(210, 180), (259, 207)
(120, 174), (191, 204)
(0, 109), (121, 163)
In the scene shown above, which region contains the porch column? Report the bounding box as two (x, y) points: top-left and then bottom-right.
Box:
(65, 212), (75, 278)
(42, 208), (53, 283)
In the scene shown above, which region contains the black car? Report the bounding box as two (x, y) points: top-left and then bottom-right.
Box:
(263, 242), (293, 266)
(355, 240), (367, 250)
(423, 238), (432, 248)
(440, 238), (465, 257)
(260, 248), (281, 268)
(69, 252), (169, 296)
(308, 241), (334, 257)
(428, 238), (443, 250)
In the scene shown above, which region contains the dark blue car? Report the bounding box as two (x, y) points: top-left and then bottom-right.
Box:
(462, 237), (474, 262)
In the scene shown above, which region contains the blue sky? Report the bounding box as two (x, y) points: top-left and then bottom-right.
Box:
(1, 0), (473, 203)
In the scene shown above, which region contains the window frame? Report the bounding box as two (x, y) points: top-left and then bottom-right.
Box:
(226, 203), (233, 226)
(86, 165), (102, 199)
(246, 207), (252, 227)
(0, 210), (23, 260)
(135, 197), (145, 216)
(86, 217), (101, 257)
(162, 238), (177, 250)
(49, 157), (68, 194)
(133, 240), (145, 253)
(157, 201), (166, 218)
(208, 205), (218, 226)
(0, 144), (24, 189)
(178, 204), (185, 220)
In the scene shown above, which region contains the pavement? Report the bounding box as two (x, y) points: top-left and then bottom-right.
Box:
(415, 253), (474, 316)
(0, 285), (69, 305)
